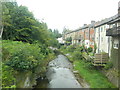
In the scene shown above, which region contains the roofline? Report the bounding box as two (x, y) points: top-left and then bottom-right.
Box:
(94, 14), (118, 27)
(65, 14), (118, 35)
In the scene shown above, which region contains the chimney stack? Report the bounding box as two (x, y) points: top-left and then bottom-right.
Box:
(84, 24), (87, 26)
(91, 21), (95, 24)
(118, 1), (120, 16)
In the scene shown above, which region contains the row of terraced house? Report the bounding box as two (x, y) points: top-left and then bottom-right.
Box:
(63, 2), (120, 71)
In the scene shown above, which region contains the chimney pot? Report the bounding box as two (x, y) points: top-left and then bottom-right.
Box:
(91, 21), (95, 24)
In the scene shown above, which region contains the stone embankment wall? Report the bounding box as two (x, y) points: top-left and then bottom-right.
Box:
(15, 66), (46, 88)
(101, 68), (119, 88)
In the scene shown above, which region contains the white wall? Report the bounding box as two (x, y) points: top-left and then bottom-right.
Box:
(95, 24), (112, 56)
(85, 40), (90, 48)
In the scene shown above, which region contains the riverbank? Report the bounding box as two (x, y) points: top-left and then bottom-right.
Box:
(59, 46), (117, 88)
(2, 40), (57, 88)
(34, 54), (83, 88)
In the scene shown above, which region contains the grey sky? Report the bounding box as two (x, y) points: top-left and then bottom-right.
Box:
(17, 0), (119, 33)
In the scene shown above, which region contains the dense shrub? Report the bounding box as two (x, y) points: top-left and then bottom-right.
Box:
(104, 61), (113, 70)
(67, 45), (76, 52)
(87, 47), (93, 52)
(72, 51), (83, 60)
(2, 63), (16, 88)
(84, 62), (94, 69)
(60, 46), (66, 50)
(75, 45), (85, 52)
(2, 40), (56, 88)
(2, 40), (49, 71)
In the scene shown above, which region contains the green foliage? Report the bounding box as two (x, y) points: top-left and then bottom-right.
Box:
(84, 61), (94, 69)
(87, 47), (93, 52)
(3, 40), (45, 71)
(67, 45), (76, 52)
(53, 29), (62, 38)
(2, 2), (59, 47)
(72, 51), (83, 61)
(2, 40), (56, 88)
(60, 46), (66, 50)
(60, 45), (116, 88)
(75, 45), (85, 52)
(104, 61), (113, 70)
(65, 37), (72, 45)
(2, 63), (16, 88)
(74, 61), (116, 88)
(62, 27), (71, 34)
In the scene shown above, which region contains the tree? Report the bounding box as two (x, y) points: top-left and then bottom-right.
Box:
(65, 37), (72, 45)
(62, 27), (71, 35)
(53, 29), (62, 38)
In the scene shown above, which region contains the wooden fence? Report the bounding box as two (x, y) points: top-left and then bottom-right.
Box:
(93, 53), (109, 66)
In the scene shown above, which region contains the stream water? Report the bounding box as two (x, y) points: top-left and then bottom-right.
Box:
(34, 54), (82, 88)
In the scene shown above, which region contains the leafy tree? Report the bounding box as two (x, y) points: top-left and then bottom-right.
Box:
(62, 27), (71, 34)
(53, 29), (62, 38)
(2, 2), (58, 46)
(65, 37), (72, 45)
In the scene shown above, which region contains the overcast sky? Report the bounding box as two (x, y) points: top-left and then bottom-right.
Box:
(16, 0), (119, 33)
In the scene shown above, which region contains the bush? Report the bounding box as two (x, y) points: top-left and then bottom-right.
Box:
(67, 45), (76, 52)
(72, 51), (83, 60)
(6, 51), (39, 71)
(87, 47), (93, 52)
(75, 46), (85, 52)
(104, 61), (113, 70)
(2, 40), (46, 71)
(85, 62), (94, 69)
(2, 63), (16, 88)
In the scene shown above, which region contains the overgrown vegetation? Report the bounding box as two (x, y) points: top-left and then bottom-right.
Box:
(1, 1), (60, 88)
(74, 61), (116, 88)
(59, 45), (116, 88)
(2, 2), (60, 48)
(2, 40), (56, 88)
(65, 37), (72, 45)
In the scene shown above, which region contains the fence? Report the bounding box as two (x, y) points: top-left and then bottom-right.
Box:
(93, 53), (109, 66)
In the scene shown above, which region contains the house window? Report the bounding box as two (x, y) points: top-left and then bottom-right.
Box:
(101, 27), (103, 32)
(114, 44), (119, 49)
(113, 38), (119, 49)
(98, 27), (100, 33)
(104, 26), (106, 29)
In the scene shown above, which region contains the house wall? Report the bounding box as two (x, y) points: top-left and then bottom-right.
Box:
(111, 36), (120, 70)
(95, 24), (112, 56)
(89, 27), (95, 48)
(84, 28), (90, 48)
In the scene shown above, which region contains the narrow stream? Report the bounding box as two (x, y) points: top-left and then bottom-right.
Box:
(34, 54), (83, 88)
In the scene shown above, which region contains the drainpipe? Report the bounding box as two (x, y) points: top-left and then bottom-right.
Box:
(98, 27), (100, 53)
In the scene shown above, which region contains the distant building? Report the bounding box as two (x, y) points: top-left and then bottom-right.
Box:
(57, 37), (65, 44)
(63, 1), (119, 57)
(106, 1), (120, 70)
(94, 18), (112, 56)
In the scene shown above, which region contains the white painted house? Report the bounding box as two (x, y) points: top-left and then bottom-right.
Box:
(57, 37), (65, 44)
(94, 19), (112, 56)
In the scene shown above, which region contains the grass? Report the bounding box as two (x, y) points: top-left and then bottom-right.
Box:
(59, 46), (117, 88)
(73, 60), (116, 88)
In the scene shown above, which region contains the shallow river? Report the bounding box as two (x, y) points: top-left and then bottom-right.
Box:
(34, 54), (82, 88)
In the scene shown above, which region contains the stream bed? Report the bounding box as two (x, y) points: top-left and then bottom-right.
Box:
(34, 54), (86, 88)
